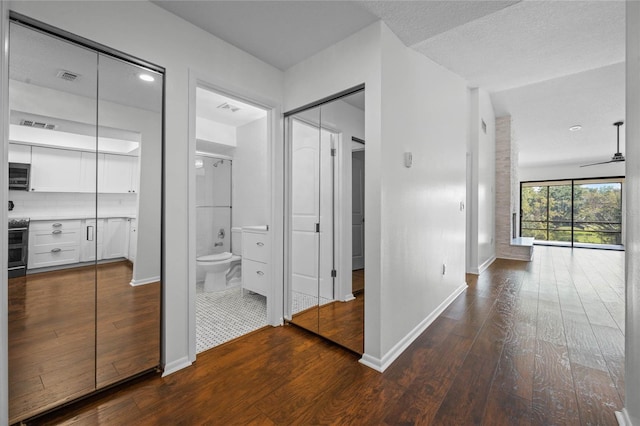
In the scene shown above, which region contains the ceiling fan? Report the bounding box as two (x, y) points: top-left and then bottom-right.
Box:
(580, 121), (625, 167)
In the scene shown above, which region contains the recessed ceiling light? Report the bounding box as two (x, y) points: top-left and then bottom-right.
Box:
(569, 125), (582, 132)
(139, 74), (155, 82)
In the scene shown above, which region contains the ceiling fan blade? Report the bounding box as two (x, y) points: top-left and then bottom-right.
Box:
(580, 158), (624, 167)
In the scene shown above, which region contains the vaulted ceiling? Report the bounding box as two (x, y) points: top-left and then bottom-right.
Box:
(153, 0), (625, 169)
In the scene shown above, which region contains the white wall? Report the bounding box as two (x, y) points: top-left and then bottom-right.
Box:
(233, 117), (269, 228)
(284, 21), (383, 360)
(5, 0), (284, 384)
(196, 117), (236, 147)
(467, 88), (496, 274)
(284, 21), (468, 370)
(622, 3), (640, 425)
(378, 25), (468, 360)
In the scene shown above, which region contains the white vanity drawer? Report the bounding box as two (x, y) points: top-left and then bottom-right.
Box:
(242, 232), (269, 263)
(242, 259), (270, 297)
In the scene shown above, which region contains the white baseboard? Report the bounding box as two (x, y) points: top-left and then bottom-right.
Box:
(343, 293), (356, 302)
(616, 408), (633, 425)
(130, 276), (161, 286)
(162, 356), (192, 377)
(359, 282), (468, 372)
(478, 255), (496, 274)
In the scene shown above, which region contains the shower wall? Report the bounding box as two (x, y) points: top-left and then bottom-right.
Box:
(196, 156), (232, 269)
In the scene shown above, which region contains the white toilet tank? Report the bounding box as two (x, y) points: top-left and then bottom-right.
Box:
(231, 227), (242, 255)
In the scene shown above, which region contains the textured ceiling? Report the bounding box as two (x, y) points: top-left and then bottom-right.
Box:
(413, 0), (625, 92)
(152, 1), (379, 71)
(358, 1), (518, 46)
(152, 0), (625, 169)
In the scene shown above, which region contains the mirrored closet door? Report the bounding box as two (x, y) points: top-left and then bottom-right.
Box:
(7, 17), (163, 424)
(285, 88), (364, 354)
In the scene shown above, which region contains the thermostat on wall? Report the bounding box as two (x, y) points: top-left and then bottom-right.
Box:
(404, 152), (412, 168)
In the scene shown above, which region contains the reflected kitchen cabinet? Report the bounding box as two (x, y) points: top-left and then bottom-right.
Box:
(7, 17), (163, 424)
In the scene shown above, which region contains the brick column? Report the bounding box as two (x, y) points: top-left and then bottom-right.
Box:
(495, 116), (532, 261)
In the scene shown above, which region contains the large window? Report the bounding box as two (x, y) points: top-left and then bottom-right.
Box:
(520, 178), (623, 248)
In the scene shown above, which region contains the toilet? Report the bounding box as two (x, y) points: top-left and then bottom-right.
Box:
(197, 228), (242, 292)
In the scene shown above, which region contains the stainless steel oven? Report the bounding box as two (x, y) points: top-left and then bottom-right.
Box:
(8, 218), (29, 278)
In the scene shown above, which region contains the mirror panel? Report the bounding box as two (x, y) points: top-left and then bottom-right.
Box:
(286, 89), (365, 355)
(8, 23), (98, 423)
(317, 91), (364, 354)
(288, 106), (321, 334)
(95, 55), (162, 388)
(7, 21), (163, 423)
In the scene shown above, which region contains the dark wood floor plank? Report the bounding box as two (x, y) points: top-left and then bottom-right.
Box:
(532, 339), (581, 426)
(571, 363), (622, 426)
(26, 246), (624, 426)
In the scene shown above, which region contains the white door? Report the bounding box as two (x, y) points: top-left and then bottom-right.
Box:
(352, 150), (365, 270)
(291, 119), (320, 298)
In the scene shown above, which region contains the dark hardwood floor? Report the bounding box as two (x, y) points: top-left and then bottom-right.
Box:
(29, 246), (624, 425)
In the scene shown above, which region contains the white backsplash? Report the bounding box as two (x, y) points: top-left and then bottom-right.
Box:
(8, 190), (137, 219)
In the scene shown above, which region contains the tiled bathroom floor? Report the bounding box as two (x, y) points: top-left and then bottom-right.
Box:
(291, 291), (334, 315)
(196, 283), (267, 354)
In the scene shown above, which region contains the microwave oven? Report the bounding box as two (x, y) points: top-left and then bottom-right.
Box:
(9, 162), (30, 191)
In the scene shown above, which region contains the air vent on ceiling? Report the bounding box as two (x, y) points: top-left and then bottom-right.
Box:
(20, 119), (56, 130)
(217, 102), (241, 113)
(56, 70), (80, 82)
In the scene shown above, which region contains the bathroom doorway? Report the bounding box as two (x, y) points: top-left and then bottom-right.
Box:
(191, 85), (272, 354)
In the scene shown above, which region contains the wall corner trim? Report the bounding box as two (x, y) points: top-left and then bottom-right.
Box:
(162, 356), (192, 377)
(359, 283), (468, 373)
(130, 276), (161, 287)
(616, 409), (633, 426)
(478, 256), (497, 274)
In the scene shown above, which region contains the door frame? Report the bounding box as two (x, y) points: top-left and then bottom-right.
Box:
(186, 70), (283, 363)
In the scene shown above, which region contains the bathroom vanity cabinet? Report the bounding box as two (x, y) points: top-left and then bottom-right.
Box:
(241, 229), (270, 297)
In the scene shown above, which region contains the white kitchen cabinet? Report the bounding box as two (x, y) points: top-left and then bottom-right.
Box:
(127, 218), (137, 263)
(8, 143), (31, 163)
(103, 218), (128, 259)
(28, 220), (82, 269)
(81, 219), (104, 262)
(241, 229), (270, 298)
(30, 146), (82, 192)
(79, 152), (105, 193)
(99, 154), (138, 194)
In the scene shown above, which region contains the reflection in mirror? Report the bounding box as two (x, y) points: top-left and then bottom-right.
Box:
(286, 89), (365, 354)
(287, 106), (321, 334)
(96, 54), (162, 389)
(8, 23), (98, 423)
(7, 21), (163, 423)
